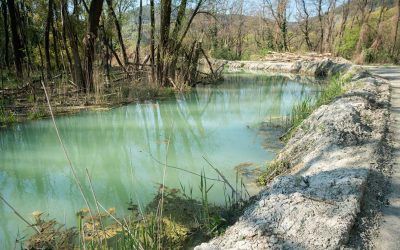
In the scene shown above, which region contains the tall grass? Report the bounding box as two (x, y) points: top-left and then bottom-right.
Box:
(22, 168), (249, 249)
(283, 75), (345, 141)
(258, 75), (346, 186)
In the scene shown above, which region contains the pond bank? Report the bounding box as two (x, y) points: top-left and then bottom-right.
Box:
(0, 82), (177, 127)
(196, 64), (391, 249)
(216, 54), (351, 78)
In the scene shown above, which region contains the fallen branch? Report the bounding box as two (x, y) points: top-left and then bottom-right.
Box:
(0, 194), (40, 233)
(202, 156), (241, 201)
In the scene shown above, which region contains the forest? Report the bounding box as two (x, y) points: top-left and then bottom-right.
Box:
(0, 0), (399, 95)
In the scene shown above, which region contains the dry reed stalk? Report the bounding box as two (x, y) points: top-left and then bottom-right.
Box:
(0, 194), (40, 233)
(146, 151), (225, 183)
(41, 81), (96, 248)
(202, 156), (241, 201)
(157, 122), (174, 250)
(85, 168), (105, 236)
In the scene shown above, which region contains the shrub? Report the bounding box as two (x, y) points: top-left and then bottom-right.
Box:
(257, 160), (291, 186)
(210, 47), (240, 61)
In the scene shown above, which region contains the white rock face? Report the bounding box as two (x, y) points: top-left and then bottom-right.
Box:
(223, 58), (350, 77)
(195, 68), (390, 249)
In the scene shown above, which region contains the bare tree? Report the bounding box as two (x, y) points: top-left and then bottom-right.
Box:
(84, 0), (104, 92)
(335, 0), (351, 55)
(1, 0), (9, 69)
(61, 0), (84, 88)
(295, 0), (313, 50)
(354, 0), (373, 54)
(158, 0), (172, 85)
(106, 0), (128, 65)
(324, 0), (337, 53)
(370, 0), (387, 53)
(45, 0), (54, 79)
(7, 0), (24, 76)
(264, 0), (289, 51)
(150, 0), (156, 80)
(392, 0), (400, 56)
(135, 0), (143, 67)
(315, 0), (324, 53)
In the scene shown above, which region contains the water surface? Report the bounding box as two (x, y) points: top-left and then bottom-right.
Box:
(0, 72), (320, 248)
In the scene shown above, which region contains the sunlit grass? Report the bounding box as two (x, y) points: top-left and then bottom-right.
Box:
(258, 75), (346, 186)
(283, 75), (346, 141)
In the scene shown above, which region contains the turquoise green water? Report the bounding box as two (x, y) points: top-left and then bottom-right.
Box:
(0, 73), (320, 248)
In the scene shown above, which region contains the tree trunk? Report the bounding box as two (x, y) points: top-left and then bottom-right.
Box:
(1, 0), (9, 69)
(298, 0), (312, 50)
(324, 0), (337, 52)
(45, 0), (54, 79)
(355, 0), (373, 55)
(135, 0), (143, 68)
(52, 20), (61, 70)
(60, 4), (73, 77)
(100, 22), (110, 83)
(370, 0), (386, 52)
(392, 0), (400, 55)
(7, 0), (24, 76)
(267, 0), (288, 51)
(106, 0), (128, 65)
(317, 0), (324, 53)
(167, 0), (187, 79)
(237, 0), (245, 57)
(150, 0), (156, 81)
(158, 0), (172, 86)
(18, 2), (32, 76)
(52, 0), (60, 70)
(61, 0), (84, 89)
(336, 0), (350, 55)
(84, 0), (104, 93)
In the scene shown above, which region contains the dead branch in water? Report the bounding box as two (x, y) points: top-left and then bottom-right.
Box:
(0, 194), (41, 233)
(202, 156), (241, 201)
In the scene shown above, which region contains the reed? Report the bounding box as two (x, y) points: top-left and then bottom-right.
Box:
(283, 75), (345, 141)
(14, 82), (251, 249)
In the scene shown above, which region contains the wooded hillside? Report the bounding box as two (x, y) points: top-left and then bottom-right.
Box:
(0, 0), (399, 94)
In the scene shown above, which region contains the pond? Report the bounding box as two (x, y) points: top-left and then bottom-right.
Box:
(0, 72), (321, 248)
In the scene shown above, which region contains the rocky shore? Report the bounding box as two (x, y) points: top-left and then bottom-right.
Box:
(196, 64), (391, 249)
(211, 53), (351, 78)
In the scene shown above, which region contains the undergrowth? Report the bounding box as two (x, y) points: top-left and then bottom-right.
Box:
(22, 173), (248, 250)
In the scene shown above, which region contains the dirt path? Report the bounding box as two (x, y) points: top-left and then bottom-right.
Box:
(368, 66), (400, 250)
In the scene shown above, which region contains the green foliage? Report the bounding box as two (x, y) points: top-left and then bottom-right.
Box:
(361, 48), (395, 64)
(27, 107), (47, 120)
(336, 26), (360, 60)
(0, 110), (16, 126)
(25, 176), (246, 249)
(210, 47), (241, 61)
(283, 75), (345, 141)
(315, 76), (345, 106)
(289, 97), (314, 131)
(258, 76), (346, 186)
(257, 159), (290, 186)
